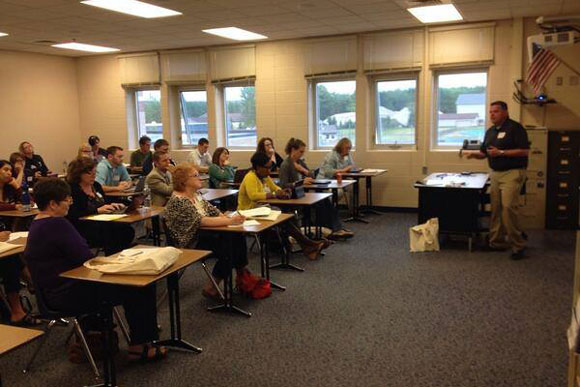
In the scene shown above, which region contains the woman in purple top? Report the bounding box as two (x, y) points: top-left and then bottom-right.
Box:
(25, 178), (167, 362)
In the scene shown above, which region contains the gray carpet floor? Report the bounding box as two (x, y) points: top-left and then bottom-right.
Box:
(0, 212), (575, 387)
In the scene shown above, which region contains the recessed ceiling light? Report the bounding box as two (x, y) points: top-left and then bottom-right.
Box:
(202, 27), (267, 41)
(0, 32), (8, 37)
(408, 4), (463, 24)
(81, 0), (182, 18)
(52, 42), (120, 53)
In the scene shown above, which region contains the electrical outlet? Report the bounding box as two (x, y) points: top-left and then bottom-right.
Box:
(556, 76), (563, 86)
(422, 166), (428, 175)
(571, 76), (579, 86)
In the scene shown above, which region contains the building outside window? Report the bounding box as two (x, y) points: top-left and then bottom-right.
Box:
(435, 71), (487, 147)
(135, 89), (162, 142)
(375, 79), (416, 146)
(314, 80), (356, 148)
(224, 85), (256, 148)
(179, 89), (208, 146)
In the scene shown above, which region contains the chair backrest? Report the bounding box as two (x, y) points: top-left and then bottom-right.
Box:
(234, 168), (250, 184)
(161, 216), (176, 247)
(313, 168), (320, 178)
(32, 280), (68, 319)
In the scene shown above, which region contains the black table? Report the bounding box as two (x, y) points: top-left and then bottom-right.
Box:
(414, 172), (489, 251)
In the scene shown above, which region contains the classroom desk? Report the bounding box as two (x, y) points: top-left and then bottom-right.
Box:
(414, 172), (489, 251)
(0, 324), (44, 387)
(259, 192), (332, 270)
(303, 179), (356, 207)
(341, 169), (388, 221)
(200, 213), (295, 317)
(60, 246), (212, 386)
(0, 237), (27, 260)
(81, 206), (165, 246)
(104, 189), (143, 198)
(200, 188), (238, 202)
(0, 209), (39, 218)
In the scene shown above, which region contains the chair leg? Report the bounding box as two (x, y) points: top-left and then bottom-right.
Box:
(23, 320), (57, 374)
(113, 307), (131, 345)
(72, 319), (100, 379)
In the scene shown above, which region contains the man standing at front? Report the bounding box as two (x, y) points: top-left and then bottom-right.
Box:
(462, 101), (529, 260)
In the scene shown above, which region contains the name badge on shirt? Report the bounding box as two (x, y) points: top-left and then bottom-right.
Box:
(264, 186), (271, 194)
(96, 192), (103, 199)
(113, 175), (120, 183)
(497, 132), (506, 139)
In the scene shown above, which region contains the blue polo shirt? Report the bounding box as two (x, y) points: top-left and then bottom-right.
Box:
(95, 159), (130, 187)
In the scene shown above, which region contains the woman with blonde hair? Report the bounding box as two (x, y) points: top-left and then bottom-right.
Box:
(77, 143), (93, 159)
(165, 164), (271, 299)
(318, 137), (354, 179)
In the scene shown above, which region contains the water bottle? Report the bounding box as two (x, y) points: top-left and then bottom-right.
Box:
(21, 180), (31, 212)
(143, 184), (151, 208)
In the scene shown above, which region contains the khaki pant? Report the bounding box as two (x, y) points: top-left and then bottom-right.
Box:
(489, 169), (526, 252)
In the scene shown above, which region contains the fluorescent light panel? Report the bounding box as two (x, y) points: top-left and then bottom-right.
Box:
(408, 4), (463, 23)
(202, 27), (267, 41)
(52, 42), (120, 53)
(81, 0), (182, 18)
(0, 32), (8, 37)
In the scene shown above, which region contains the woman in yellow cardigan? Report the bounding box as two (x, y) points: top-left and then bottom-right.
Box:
(238, 152), (326, 260)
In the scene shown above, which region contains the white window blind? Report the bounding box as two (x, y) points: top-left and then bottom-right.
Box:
(209, 45), (255, 82)
(363, 30), (423, 73)
(161, 50), (207, 83)
(303, 36), (357, 77)
(118, 53), (160, 86)
(429, 24), (495, 68)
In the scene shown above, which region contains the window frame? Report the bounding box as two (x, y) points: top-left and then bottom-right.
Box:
(432, 68), (489, 150)
(219, 80), (257, 150)
(177, 86), (208, 148)
(308, 77), (357, 150)
(370, 73), (419, 150)
(133, 87), (162, 143)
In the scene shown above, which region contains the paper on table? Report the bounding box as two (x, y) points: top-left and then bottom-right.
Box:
(228, 220), (261, 228)
(361, 168), (385, 173)
(238, 207), (271, 217)
(8, 232), (28, 241)
(260, 210), (281, 221)
(0, 242), (22, 254)
(85, 214), (128, 221)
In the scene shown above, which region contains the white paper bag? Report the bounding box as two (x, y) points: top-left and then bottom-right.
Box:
(409, 218), (440, 252)
(84, 247), (181, 275)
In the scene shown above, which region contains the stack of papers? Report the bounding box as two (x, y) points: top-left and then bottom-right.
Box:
(8, 232), (28, 241)
(0, 242), (22, 254)
(228, 220), (261, 228)
(238, 207), (281, 221)
(361, 169), (385, 173)
(85, 214), (128, 221)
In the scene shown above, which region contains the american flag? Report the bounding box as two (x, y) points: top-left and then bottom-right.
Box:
(526, 45), (561, 95)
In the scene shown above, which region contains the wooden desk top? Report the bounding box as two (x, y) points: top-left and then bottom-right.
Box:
(0, 237), (27, 260)
(0, 209), (39, 218)
(60, 245), (211, 287)
(200, 212), (294, 234)
(259, 192), (332, 207)
(416, 172), (489, 190)
(105, 189), (142, 198)
(0, 324), (44, 356)
(303, 179), (356, 190)
(341, 169), (388, 178)
(80, 206), (164, 224)
(201, 188), (238, 202)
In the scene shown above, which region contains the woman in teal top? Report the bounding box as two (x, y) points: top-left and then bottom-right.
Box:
(209, 147), (235, 188)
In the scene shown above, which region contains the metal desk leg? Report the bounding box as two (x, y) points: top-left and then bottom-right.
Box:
(269, 228), (304, 273)
(207, 236), (252, 317)
(261, 234), (287, 290)
(361, 176), (381, 216)
(152, 216), (161, 246)
(155, 273), (202, 352)
(87, 304), (116, 387)
(344, 179), (368, 224)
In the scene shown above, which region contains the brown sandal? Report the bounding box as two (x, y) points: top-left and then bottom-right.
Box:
(128, 344), (167, 363)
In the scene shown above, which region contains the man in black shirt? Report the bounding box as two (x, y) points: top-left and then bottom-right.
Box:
(462, 101), (529, 260)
